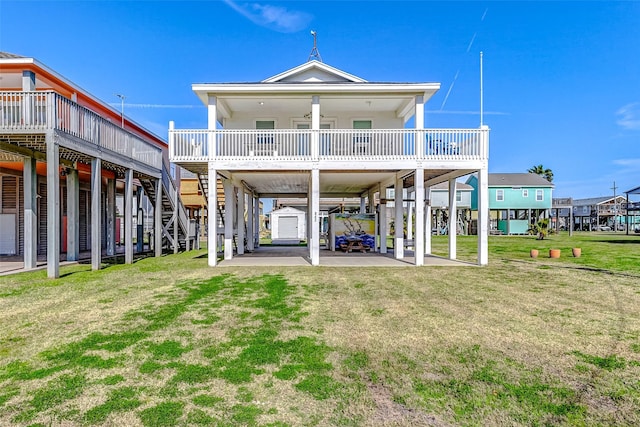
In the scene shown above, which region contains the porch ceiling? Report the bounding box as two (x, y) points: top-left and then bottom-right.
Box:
(231, 170), (398, 197)
(221, 95), (411, 121)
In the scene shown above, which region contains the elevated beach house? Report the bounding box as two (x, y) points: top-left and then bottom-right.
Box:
(467, 173), (553, 235)
(0, 52), (191, 278)
(169, 60), (489, 266)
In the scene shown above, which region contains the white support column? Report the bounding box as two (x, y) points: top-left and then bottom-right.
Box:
(207, 96), (217, 159)
(360, 197), (366, 213)
(22, 70), (36, 91)
(46, 139), (60, 278)
(223, 179), (234, 260)
(124, 168), (134, 264)
(414, 168), (425, 266)
(207, 164), (218, 266)
(136, 187), (144, 253)
(407, 191), (414, 244)
(310, 168), (320, 265)
(477, 168), (489, 265)
(368, 189), (375, 214)
(448, 178), (457, 260)
(23, 157), (37, 269)
(22, 71), (36, 124)
(394, 176), (404, 259)
(379, 183), (387, 254)
(91, 159), (102, 270)
(66, 168), (79, 261)
(415, 95), (425, 157)
(237, 189), (245, 255)
(254, 196), (260, 248)
(106, 178), (116, 256)
(569, 205), (574, 237)
(307, 189), (312, 258)
(247, 194), (254, 251)
(173, 187), (179, 254)
(311, 95), (320, 160)
(154, 178), (163, 257)
(208, 95), (218, 129)
(425, 193), (432, 255)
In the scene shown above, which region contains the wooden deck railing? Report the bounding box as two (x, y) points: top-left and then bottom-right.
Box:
(0, 91), (162, 170)
(169, 128), (488, 163)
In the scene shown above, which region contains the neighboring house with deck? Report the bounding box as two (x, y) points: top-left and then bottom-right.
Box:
(467, 173), (553, 235)
(169, 59), (490, 266)
(572, 196), (628, 231)
(428, 182), (474, 235)
(0, 52), (192, 277)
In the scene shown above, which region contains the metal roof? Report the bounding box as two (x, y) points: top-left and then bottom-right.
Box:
(0, 51), (24, 59)
(430, 182), (473, 191)
(488, 173), (554, 187)
(572, 196), (620, 206)
(625, 185), (640, 195)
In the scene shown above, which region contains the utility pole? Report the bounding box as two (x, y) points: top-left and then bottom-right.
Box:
(611, 181), (618, 232)
(115, 94), (125, 128)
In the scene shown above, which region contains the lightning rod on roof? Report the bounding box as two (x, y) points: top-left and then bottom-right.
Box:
(308, 30), (323, 62)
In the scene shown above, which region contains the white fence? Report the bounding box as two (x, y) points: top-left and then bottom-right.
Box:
(0, 91), (162, 170)
(170, 128), (488, 162)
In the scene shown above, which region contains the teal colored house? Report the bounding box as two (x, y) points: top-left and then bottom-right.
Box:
(467, 173), (554, 234)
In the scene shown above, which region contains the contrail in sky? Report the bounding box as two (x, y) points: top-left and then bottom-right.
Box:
(440, 70), (459, 110)
(109, 103), (200, 109)
(440, 8), (488, 110)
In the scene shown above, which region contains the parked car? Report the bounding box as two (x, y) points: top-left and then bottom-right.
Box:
(596, 225), (611, 231)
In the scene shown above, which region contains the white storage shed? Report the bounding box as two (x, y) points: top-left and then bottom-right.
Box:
(270, 207), (306, 242)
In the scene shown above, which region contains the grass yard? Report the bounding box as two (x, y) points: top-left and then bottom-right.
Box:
(0, 233), (639, 426)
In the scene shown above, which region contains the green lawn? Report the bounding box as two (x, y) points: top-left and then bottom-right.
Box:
(0, 233), (639, 426)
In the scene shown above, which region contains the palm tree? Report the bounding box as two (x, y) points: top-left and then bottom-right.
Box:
(528, 164), (553, 182)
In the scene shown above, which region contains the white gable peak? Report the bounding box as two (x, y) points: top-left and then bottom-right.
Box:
(263, 61), (367, 83)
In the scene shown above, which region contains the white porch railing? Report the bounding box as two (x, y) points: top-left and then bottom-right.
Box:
(0, 91), (162, 170)
(170, 128), (488, 162)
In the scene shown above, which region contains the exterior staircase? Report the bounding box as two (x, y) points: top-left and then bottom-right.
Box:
(140, 162), (196, 252)
(196, 173), (242, 252)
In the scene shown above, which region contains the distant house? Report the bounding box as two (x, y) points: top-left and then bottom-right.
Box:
(624, 186), (640, 232)
(467, 173), (553, 235)
(572, 196), (628, 231)
(429, 182), (473, 235)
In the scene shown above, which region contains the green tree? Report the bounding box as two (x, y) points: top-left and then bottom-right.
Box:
(528, 164), (554, 182)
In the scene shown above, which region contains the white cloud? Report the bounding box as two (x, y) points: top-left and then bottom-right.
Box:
(613, 158), (640, 170)
(224, 0), (312, 33)
(616, 103), (640, 130)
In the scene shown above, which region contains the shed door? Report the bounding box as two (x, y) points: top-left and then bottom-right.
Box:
(0, 214), (16, 255)
(278, 216), (298, 239)
(1, 176), (17, 255)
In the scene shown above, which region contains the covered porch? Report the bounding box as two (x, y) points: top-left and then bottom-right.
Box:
(182, 166), (489, 267)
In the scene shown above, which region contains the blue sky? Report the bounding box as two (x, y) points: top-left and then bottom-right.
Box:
(2, 1), (639, 200)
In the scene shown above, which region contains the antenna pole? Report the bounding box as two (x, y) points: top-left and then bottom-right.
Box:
(480, 51), (484, 127)
(308, 30), (323, 62)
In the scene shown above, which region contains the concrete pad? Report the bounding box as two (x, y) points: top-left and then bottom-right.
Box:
(218, 246), (476, 268)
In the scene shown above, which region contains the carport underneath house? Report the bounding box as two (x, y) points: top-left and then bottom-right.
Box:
(183, 167), (488, 267)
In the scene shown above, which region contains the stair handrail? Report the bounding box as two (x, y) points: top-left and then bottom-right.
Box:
(161, 159), (193, 240)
